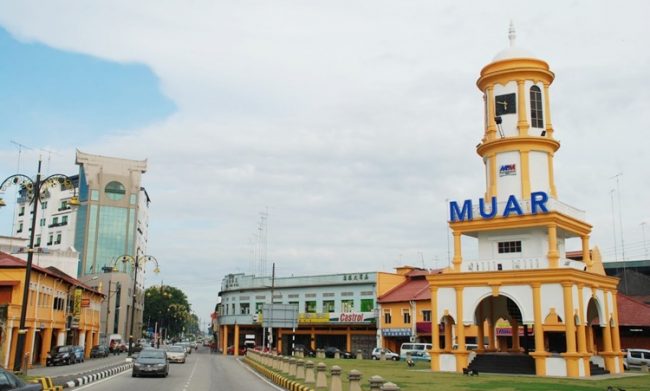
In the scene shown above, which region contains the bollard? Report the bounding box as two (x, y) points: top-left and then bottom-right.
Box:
(368, 375), (385, 391)
(296, 359), (306, 380)
(298, 347), (304, 358)
(305, 360), (316, 384)
(330, 365), (342, 391)
(289, 357), (297, 377)
(316, 362), (328, 388)
(318, 348), (325, 359)
(641, 363), (649, 373)
(356, 349), (363, 360)
(334, 350), (340, 359)
(283, 356), (291, 374)
(380, 350), (386, 361)
(380, 382), (400, 391)
(347, 369), (362, 391)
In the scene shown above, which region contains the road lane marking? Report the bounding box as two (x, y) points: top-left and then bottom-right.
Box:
(181, 357), (199, 391)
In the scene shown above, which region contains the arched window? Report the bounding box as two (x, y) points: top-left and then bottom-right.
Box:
(529, 86), (544, 128)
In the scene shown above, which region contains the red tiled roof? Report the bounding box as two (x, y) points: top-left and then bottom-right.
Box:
(378, 279), (430, 303)
(618, 294), (650, 326)
(0, 251), (102, 295)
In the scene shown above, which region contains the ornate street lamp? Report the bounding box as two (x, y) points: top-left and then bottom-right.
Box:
(116, 253), (159, 356)
(0, 159), (79, 372)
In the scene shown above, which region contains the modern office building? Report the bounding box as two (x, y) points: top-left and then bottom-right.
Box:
(5, 150), (151, 343)
(74, 150), (150, 343)
(218, 271), (378, 357)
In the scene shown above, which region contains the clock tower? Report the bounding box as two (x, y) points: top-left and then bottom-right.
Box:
(426, 24), (624, 378)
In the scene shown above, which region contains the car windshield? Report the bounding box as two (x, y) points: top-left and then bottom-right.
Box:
(54, 346), (69, 353)
(138, 350), (166, 359)
(169, 347), (185, 352)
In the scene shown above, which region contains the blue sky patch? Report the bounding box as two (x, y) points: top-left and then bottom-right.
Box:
(0, 27), (176, 147)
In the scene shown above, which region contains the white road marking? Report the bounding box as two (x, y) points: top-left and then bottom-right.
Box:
(181, 357), (199, 391)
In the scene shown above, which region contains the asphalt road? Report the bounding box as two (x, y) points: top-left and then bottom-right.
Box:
(74, 349), (280, 391)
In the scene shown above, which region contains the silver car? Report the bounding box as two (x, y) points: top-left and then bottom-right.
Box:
(166, 345), (187, 363)
(624, 349), (650, 370)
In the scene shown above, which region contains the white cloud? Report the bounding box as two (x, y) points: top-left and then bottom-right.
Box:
(1, 0), (649, 319)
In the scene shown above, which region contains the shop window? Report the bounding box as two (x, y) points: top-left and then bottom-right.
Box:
(360, 298), (374, 312)
(403, 309), (411, 324)
(422, 310), (431, 322)
(305, 301), (317, 313)
(323, 300), (335, 313)
(383, 310), (392, 324)
(341, 299), (354, 312)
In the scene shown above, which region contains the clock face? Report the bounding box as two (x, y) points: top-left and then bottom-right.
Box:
(495, 93), (516, 116)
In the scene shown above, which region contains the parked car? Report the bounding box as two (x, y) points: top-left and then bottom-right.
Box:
(0, 367), (41, 390)
(90, 345), (110, 358)
(166, 345), (187, 363)
(407, 350), (431, 362)
(132, 349), (169, 378)
(70, 346), (85, 363)
(226, 345), (247, 355)
(46, 345), (75, 366)
(324, 347), (352, 359)
(623, 348), (650, 370)
(371, 347), (400, 361)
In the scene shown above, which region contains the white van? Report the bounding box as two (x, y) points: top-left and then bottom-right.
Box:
(399, 343), (432, 360)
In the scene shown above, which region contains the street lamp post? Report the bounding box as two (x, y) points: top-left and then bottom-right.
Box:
(0, 159), (79, 372)
(117, 253), (159, 356)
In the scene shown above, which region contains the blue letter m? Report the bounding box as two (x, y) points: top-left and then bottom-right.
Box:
(450, 200), (473, 222)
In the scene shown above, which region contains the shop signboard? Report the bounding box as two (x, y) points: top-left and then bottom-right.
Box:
(297, 312), (376, 325)
(381, 328), (411, 337)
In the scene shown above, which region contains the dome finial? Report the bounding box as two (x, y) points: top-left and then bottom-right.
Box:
(508, 20), (516, 47)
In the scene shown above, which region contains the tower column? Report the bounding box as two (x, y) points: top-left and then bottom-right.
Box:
(487, 299), (496, 351)
(543, 82), (554, 137)
(444, 317), (452, 352)
(222, 325), (229, 354)
(547, 225), (559, 268)
(233, 324), (240, 356)
(430, 287), (440, 371)
(610, 291), (624, 373)
(454, 287), (468, 372)
(530, 283), (548, 375)
(547, 152), (558, 198)
(452, 232), (462, 272)
(520, 150), (531, 200)
(489, 153), (497, 198)
(576, 285), (590, 376)
(486, 85), (497, 141)
(581, 236), (592, 269)
(516, 80), (530, 136)
(511, 317), (520, 352)
(476, 306), (485, 353)
(561, 282), (579, 377)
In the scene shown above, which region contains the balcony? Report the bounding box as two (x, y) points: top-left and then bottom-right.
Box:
(58, 206), (71, 211)
(462, 257), (585, 272)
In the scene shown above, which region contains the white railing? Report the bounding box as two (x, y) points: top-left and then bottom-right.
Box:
(465, 196), (585, 222)
(462, 257), (585, 272)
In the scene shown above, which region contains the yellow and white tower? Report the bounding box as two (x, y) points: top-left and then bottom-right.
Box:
(426, 24), (624, 377)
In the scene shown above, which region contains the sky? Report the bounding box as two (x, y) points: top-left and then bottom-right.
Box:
(0, 1), (648, 323)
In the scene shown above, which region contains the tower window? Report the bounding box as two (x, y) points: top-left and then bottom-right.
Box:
(498, 241), (522, 254)
(529, 86), (544, 128)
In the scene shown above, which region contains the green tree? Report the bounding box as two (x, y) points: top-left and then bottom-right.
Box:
(143, 285), (192, 339)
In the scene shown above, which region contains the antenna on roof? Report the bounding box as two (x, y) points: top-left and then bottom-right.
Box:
(508, 20), (516, 47)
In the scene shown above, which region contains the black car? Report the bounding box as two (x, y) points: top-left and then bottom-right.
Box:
(90, 345), (110, 358)
(324, 346), (352, 359)
(46, 345), (75, 366)
(0, 367), (41, 390)
(132, 349), (169, 378)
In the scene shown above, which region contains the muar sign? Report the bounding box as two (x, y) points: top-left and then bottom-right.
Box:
(450, 191), (549, 222)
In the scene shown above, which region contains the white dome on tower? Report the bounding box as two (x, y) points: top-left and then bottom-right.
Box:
(492, 22), (537, 61)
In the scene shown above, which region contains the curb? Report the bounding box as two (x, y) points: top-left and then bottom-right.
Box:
(56, 363), (133, 388)
(243, 357), (314, 391)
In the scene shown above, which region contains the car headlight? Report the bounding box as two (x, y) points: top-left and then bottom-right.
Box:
(47, 354), (51, 359)
(156, 363), (166, 367)
(63, 353), (69, 358)
(134, 363), (142, 367)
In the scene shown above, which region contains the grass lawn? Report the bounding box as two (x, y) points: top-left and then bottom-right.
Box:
(260, 357), (650, 391)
